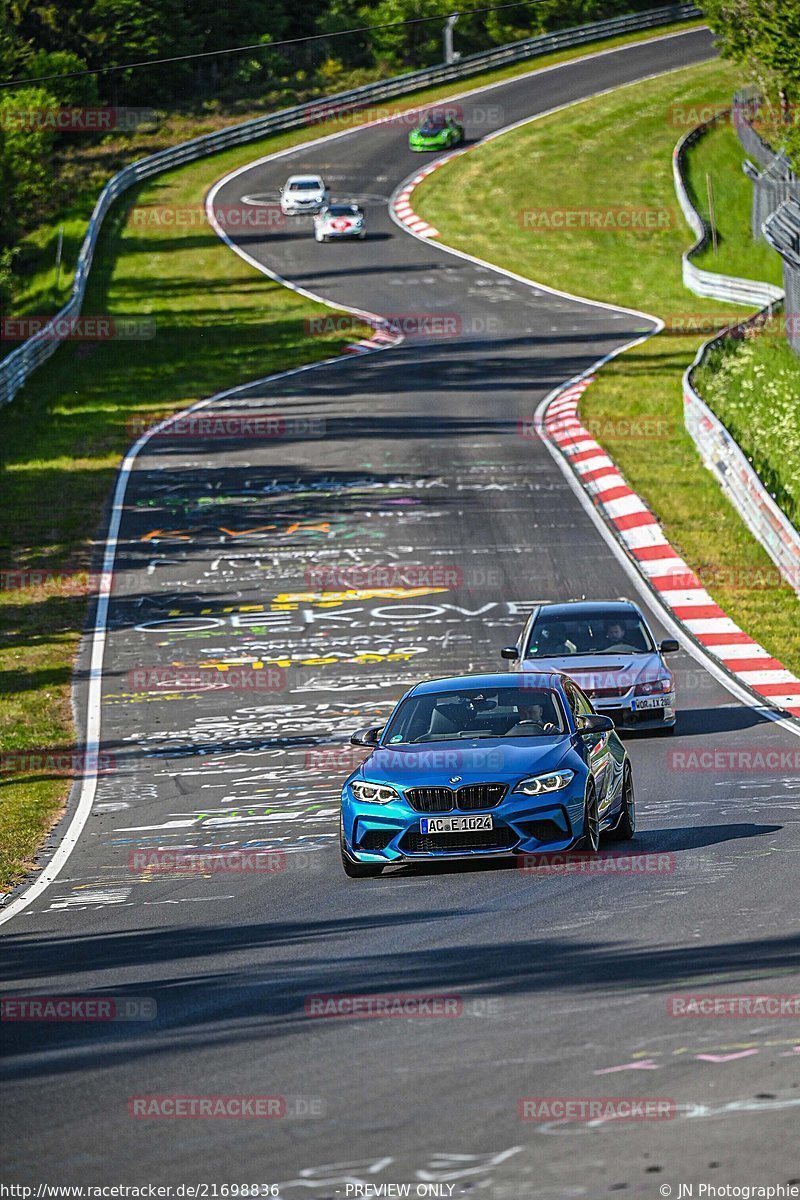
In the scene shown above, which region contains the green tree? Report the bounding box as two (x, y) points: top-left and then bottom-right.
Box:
(0, 86), (57, 249)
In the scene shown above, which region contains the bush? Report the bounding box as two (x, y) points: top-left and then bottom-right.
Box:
(0, 87), (59, 249)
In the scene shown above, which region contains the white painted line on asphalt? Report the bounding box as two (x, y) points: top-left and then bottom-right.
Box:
(0, 349), (388, 930)
(0, 24), (718, 926)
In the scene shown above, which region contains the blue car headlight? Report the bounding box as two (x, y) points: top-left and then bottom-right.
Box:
(350, 780), (399, 805)
(513, 769), (574, 796)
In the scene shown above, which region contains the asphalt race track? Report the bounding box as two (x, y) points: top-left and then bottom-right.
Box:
(4, 27), (800, 1197)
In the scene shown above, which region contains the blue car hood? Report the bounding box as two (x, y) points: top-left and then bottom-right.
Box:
(353, 737), (571, 787)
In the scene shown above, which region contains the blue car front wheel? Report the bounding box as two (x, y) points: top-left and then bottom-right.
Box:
(608, 765), (635, 841)
(576, 783), (600, 852)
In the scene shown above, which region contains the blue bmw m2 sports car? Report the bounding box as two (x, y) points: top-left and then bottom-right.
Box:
(339, 672), (634, 877)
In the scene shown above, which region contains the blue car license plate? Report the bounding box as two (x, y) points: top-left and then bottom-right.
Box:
(420, 815), (493, 834)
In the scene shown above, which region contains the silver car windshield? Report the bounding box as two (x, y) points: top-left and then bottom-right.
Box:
(525, 611), (655, 657)
(383, 686), (566, 743)
(290, 180), (322, 191)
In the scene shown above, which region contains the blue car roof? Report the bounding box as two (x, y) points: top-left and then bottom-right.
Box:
(408, 671), (564, 695)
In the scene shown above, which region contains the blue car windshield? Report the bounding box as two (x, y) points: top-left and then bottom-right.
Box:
(526, 610), (655, 657)
(383, 686), (566, 744)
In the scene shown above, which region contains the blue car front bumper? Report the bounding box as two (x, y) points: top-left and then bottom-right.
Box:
(341, 781), (588, 865)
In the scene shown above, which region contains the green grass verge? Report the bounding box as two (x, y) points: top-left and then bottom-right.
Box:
(413, 58), (800, 673)
(686, 122), (800, 540)
(686, 119), (783, 283)
(694, 332), (800, 530)
(7, 19), (702, 328)
(0, 143), (370, 894)
(0, 20), (704, 895)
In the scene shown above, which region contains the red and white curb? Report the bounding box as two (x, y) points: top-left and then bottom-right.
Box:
(543, 380), (800, 720)
(392, 157), (459, 238)
(344, 325), (403, 355)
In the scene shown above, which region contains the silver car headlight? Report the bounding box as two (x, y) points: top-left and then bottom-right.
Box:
(350, 780), (398, 804)
(513, 769), (574, 796)
(634, 678), (673, 696)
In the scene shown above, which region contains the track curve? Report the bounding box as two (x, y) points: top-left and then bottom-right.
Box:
(4, 28), (800, 1195)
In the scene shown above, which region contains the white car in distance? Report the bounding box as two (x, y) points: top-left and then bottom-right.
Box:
(314, 203), (366, 242)
(279, 175), (329, 215)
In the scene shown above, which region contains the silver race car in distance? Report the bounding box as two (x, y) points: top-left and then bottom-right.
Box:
(279, 174), (329, 215)
(313, 203), (366, 241)
(501, 599), (679, 735)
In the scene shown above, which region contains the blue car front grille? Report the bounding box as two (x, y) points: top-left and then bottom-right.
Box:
(358, 829), (395, 852)
(404, 783), (507, 813)
(521, 819), (565, 844)
(399, 826), (518, 854)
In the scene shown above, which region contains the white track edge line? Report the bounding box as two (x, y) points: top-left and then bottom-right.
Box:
(0, 349), (384, 929)
(0, 24), (715, 928)
(387, 58), (800, 738)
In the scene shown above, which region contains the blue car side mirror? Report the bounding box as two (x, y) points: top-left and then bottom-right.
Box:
(350, 726), (382, 747)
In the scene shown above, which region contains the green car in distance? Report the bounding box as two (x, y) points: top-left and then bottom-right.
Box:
(408, 111), (464, 151)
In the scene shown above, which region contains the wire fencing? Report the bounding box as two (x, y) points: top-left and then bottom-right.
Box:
(733, 89), (800, 354)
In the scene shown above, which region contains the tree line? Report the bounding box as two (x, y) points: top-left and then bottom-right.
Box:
(0, 0), (655, 306)
(702, 0), (800, 160)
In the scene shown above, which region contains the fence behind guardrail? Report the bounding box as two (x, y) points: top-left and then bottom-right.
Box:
(764, 199), (800, 355)
(743, 152), (800, 240)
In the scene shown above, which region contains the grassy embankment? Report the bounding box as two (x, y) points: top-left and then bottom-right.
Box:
(412, 59), (799, 672)
(0, 20), (705, 893)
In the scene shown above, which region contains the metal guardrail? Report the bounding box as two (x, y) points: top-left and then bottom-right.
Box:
(674, 118), (800, 596)
(764, 197), (800, 354)
(0, 4), (701, 409)
(672, 116), (784, 307)
(683, 339), (800, 598)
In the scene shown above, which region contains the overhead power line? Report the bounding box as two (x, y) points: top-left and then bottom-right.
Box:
(1, 0), (550, 88)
